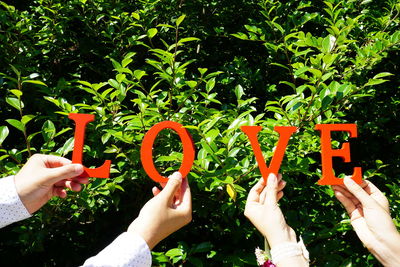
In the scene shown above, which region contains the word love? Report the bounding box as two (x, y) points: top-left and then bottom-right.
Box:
(68, 113), (362, 186)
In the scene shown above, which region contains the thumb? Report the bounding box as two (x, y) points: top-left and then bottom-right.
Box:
(42, 164), (84, 184)
(159, 172), (183, 202)
(265, 173), (278, 204)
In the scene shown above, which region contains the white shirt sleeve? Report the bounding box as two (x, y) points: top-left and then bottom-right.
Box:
(0, 176), (31, 228)
(82, 232), (152, 267)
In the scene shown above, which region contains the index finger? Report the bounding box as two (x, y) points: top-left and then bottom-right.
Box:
(247, 178), (265, 203)
(42, 155), (72, 168)
(178, 177), (191, 210)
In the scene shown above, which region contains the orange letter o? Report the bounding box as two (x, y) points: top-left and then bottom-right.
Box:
(140, 121), (195, 182)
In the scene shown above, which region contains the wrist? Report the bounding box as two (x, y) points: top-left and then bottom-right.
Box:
(269, 237), (296, 249)
(127, 218), (160, 250)
(267, 227), (297, 248)
(13, 175), (36, 214)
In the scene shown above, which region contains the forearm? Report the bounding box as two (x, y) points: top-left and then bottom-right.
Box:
(82, 232), (152, 267)
(0, 176), (31, 228)
(371, 233), (400, 267)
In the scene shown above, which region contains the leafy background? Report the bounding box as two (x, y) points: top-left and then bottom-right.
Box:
(0, 0), (399, 266)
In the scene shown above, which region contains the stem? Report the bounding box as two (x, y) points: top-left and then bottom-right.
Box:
(233, 165), (257, 183)
(299, 93), (316, 127)
(341, 41), (400, 79)
(168, 25), (180, 119)
(283, 40), (296, 85)
(279, 101), (293, 126)
(0, 144), (21, 164)
(174, 79), (202, 113)
(308, 84), (366, 122)
(383, 4), (399, 32)
(18, 80), (32, 157)
(138, 81), (166, 120)
(197, 130), (225, 169)
(264, 237), (272, 259)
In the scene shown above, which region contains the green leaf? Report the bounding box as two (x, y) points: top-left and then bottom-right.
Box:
(280, 81), (296, 90)
(234, 85), (244, 100)
(6, 97), (22, 111)
(21, 115), (35, 125)
(294, 66), (309, 76)
(206, 78), (216, 93)
(228, 147), (241, 157)
(131, 12), (140, 20)
(147, 28), (158, 39)
(271, 21), (284, 34)
(244, 24), (260, 33)
(308, 68), (322, 79)
(6, 119), (25, 132)
(231, 32), (248, 40)
(156, 23), (174, 28)
(121, 58), (133, 68)
(134, 70), (147, 80)
(365, 79), (388, 86)
(116, 74), (126, 83)
(27, 131), (40, 143)
(42, 120), (56, 142)
(198, 68), (208, 76)
(108, 79), (120, 89)
(166, 248), (183, 258)
(322, 35), (336, 53)
(176, 15), (186, 26)
(92, 82), (107, 91)
(190, 242), (213, 253)
(185, 81), (197, 88)
(323, 54), (337, 66)
(10, 65), (20, 77)
(0, 126), (9, 145)
(10, 89), (22, 98)
(179, 37), (200, 43)
(296, 85), (308, 94)
(205, 129), (219, 143)
(110, 58), (122, 69)
(78, 80), (92, 88)
(156, 155), (179, 162)
(115, 67), (133, 75)
(373, 72), (393, 79)
(271, 62), (290, 70)
(57, 137), (74, 156)
(22, 80), (47, 86)
(321, 95), (333, 109)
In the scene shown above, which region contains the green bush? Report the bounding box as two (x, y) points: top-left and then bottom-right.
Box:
(0, 0), (399, 266)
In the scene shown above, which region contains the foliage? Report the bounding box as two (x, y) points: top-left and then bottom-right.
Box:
(0, 0), (399, 266)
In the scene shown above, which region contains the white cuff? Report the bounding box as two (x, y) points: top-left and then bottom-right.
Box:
(82, 232), (152, 267)
(271, 237), (310, 265)
(0, 176), (31, 228)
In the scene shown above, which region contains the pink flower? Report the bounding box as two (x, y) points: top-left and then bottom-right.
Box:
(262, 259), (276, 267)
(255, 247), (276, 267)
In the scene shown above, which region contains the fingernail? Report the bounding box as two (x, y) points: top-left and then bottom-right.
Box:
(267, 173), (276, 184)
(343, 176), (355, 185)
(170, 172), (182, 181)
(74, 164), (84, 174)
